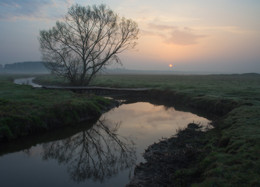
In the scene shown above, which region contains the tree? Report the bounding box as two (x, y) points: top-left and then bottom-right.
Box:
(39, 4), (139, 86)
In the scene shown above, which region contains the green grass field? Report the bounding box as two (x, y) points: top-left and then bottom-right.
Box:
(36, 73), (260, 103)
(35, 73), (260, 186)
(0, 74), (111, 141)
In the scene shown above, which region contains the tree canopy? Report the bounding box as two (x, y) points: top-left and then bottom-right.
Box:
(39, 4), (139, 86)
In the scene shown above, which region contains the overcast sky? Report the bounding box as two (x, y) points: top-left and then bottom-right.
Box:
(0, 0), (260, 73)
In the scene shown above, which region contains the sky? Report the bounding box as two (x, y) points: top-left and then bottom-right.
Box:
(0, 0), (260, 73)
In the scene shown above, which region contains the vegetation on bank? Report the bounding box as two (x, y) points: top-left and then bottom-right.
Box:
(36, 73), (260, 186)
(0, 75), (112, 142)
(35, 73), (260, 103)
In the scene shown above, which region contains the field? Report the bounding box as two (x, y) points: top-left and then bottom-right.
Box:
(36, 73), (260, 186)
(0, 74), (112, 141)
(36, 73), (260, 102)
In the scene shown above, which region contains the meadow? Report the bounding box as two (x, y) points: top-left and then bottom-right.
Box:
(36, 73), (260, 102)
(0, 74), (111, 141)
(36, 73), (260, 186)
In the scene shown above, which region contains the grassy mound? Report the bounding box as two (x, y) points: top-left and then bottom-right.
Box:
(0, 75), (112, 142)
(194, 105), (260, 186)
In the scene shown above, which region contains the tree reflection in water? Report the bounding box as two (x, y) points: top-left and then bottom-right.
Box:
(31, 118), (136, 183)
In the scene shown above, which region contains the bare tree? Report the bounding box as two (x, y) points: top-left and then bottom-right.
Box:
(39, 4), (139, 86)
(37, 119), (136, 182)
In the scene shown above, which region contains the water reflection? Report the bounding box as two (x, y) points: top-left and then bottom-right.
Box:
(0, 102), (211, 187)
(102, 102), (211, 147)
(25, 119), (136, 183)
(14, 77), (42, 88)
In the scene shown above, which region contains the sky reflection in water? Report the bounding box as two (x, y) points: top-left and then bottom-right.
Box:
(0, 102), (211, 187)
(103, 102), (210, 153)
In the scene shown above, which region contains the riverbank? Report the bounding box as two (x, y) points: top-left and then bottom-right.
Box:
(129, 107), (260, 186)
(127, 123), (208, 186)
(0, 75), (116, 142)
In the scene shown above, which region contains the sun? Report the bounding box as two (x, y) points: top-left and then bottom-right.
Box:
(168, 64), (173, 68)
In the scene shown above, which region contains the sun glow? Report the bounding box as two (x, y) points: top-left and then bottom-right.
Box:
(169, 64), (173, 68)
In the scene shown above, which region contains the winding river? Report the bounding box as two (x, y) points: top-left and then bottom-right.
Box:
(0, 78), (211, 186)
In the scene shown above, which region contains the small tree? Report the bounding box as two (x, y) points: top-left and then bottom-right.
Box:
(39, 4), (139, 86)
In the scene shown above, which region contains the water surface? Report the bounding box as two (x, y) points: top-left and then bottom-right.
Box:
(14, 77), (42, 88)
(0, 102), (211, 187)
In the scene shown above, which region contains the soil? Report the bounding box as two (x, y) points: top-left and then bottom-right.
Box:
(127, 123), (207, 187)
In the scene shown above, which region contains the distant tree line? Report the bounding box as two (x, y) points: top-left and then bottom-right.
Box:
(0, 61), (49, 73)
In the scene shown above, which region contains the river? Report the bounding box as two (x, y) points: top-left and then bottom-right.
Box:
(13, 77), (42, 88)
(0, 78), (211, 186)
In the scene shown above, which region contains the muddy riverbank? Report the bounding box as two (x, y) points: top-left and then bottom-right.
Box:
(127, 123), (209, 186)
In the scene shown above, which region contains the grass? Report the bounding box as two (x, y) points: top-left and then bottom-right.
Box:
(35, 73), (260, 186)
(35, 73), (260, 103)
(0, 74), (112, 141)
(195, 105), (260, 186)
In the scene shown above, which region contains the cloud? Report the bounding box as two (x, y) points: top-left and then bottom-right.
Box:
(167, 27), (206, 45)
(143, 23), (206, 46)
(148, 23), (177, 30)
(0, 0), (74, 20)
(196, 26), (252, 35)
